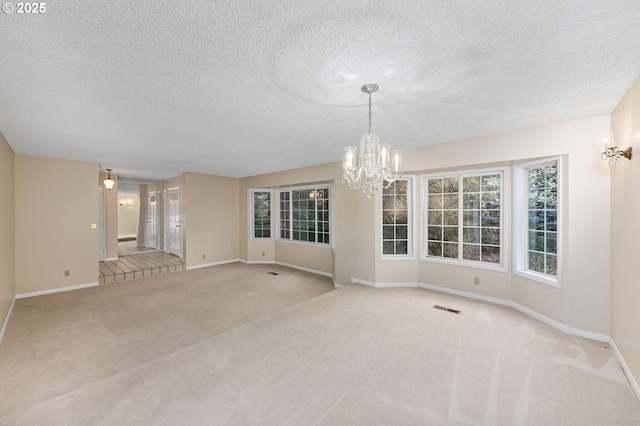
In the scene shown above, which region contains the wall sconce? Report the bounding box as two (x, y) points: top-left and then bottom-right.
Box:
(104, 168), (115, 190)
(601, 133), (632, 166)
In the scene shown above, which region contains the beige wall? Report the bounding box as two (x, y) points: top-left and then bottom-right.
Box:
(610, 76), (640, 384)
(0, 133), (15, 334)
(184, 172), (239, 268)
(16, 156), (99, 294)
(99, 170), (118, 259)
(117, 195), (139, 235)
(137, 184), (147, 244)
(371, 115), (610, 334)
(239, 162), (376, 283)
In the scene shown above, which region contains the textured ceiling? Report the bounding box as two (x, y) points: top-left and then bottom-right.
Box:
(2, 1), (640, 180)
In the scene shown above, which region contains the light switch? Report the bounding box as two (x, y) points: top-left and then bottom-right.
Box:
(91, 223), (97, 229)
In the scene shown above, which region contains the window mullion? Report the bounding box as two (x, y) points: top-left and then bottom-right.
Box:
(458, 178), (464, 260)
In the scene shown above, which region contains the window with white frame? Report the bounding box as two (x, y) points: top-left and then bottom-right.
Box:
(424, 170), (503, 266)
(515, 158), (560, 284)
(381, 178), (412, 256)
(278, 185), (331, 245)
(251, 190), (271, 239)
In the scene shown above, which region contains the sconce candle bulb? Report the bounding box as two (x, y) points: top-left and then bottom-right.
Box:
(601, 133), (632, 166)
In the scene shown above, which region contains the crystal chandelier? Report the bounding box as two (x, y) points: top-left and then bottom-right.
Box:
(342, 84), (403, 197)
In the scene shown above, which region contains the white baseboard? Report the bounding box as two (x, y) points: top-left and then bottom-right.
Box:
(351, 278), (608, 341)
(241, 260), (274, 265)
(0, 296), (16, 343)
(610, 338), (640, 402)
(16, 282), (99, 299)
(239, 258), (334, 279)
(351, 277), (376, 287)
(509, 301), (609, 342)
(105, 257), (118, 261)
(274, 261), (333, 278)
(417, 282), (511, 307)
(186, 258), (241, 270)
(356, 278), (637, 399)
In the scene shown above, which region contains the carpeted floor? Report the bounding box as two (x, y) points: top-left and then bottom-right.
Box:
(1, 263), (639, 425)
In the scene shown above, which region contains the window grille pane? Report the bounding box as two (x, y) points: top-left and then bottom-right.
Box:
(425, 172), (502, 265)
(482, 246), (500, 263)
(252, 191), (271, 239)
(463, 227), (480, 243)
(526, 164), (558, 275)
(395, 241), (408, 255)
(463, 244), (480, 261)
(443, 243), (458, 258)
(381, 179), (411, 256)
(428, 241), (442, 257)
(278, 186), (330, 245)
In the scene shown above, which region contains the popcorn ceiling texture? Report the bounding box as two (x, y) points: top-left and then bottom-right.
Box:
(1, 0), (640, 179)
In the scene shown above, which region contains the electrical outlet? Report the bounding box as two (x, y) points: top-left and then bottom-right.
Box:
(473, 277), (480, 285)
(262, 252), (265, 256)
(64, 270), (70, 277)
(202, 254), (206, 259)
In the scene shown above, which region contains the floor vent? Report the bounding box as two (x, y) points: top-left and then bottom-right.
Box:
(267, 272), (279, 275)
(433, 305), (461, 314)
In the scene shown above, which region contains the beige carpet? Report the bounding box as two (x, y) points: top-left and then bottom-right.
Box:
(1, 263), (638, 425)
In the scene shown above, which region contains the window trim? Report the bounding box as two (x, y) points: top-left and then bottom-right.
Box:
(513, 157), (562, 287)
(275, 183), (333, 248)
(420, 167), (508, 272)
(380, 176), (415, 260)
(250, 189), (273, 240)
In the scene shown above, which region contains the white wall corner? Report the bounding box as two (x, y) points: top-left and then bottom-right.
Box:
(350, 277), (376, 287)
(186, 259), (242, 270)
(610, 338), (640, 402)
(243, 260), (276, 265)
(0, 296), (17, 343)
(274, 261), (333, 278)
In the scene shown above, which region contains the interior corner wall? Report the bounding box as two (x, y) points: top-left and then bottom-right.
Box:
(610, 75), (640, 384)
(15, 156), (99, 294)
(99, 170), (118, 259)
(239, 162), (376, 284)
(375, 115), (611, 335)
(137, 184), (148, 244)
(0, 132), (15, 334)
(183, 172), (239, 268)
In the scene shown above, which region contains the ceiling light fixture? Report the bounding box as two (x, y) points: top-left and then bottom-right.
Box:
(104, 168), (115, 190)
(602, 133), (632, 165)
(342, 84), (403, 197)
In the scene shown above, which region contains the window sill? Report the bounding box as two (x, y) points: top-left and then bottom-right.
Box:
(275, 239), (332, 249)
(381, 255), (416, 261)
(514, 269), (560, 288)
(421, 256), (507, 272)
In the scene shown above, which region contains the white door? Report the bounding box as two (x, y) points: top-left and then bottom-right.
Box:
(168, 187), (182, 257)
(146, 191), (158, 249)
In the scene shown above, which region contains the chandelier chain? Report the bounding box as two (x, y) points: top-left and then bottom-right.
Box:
(368, 93), (372, 133)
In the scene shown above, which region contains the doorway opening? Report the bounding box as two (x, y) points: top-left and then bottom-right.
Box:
(115, 178), (183, 258)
